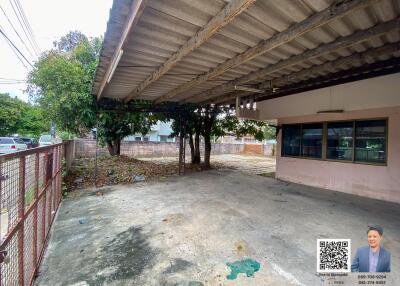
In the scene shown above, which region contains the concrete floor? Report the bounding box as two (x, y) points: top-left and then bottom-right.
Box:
(35, 169), (400, 286)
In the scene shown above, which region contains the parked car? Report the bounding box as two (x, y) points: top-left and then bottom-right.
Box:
(38, 135), (61, 147)
(20, 137), (39, 149)
(0, 137), (28, 154)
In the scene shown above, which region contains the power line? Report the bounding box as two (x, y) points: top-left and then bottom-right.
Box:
(0, 4), (36, 60)
(14, 0), (40, 53)
(8, 0), (39, 57)
(0, 25), (29, 70)
(0, 26), (33, 68)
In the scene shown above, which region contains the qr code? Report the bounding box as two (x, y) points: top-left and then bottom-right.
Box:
(317, 239), (351, 273)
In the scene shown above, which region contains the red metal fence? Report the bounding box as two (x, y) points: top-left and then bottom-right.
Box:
(0, 143), (65, 286)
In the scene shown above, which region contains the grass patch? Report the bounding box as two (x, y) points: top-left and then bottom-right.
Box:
(258, 172), (275, 178)
(25, 186), (35, 206)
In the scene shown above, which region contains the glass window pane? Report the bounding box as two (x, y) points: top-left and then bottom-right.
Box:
(14, 138), (25, 144)
(0, 138), (13, 144)
(282, 125), (301, 156)
(355, 120), (386, 163)
(327, 121), (353, 161)
(302, 123), (322, 158)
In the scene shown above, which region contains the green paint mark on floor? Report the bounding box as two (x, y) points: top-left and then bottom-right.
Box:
(226, 258), (260, 280)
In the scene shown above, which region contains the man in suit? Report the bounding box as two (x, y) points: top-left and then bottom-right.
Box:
(351, 225), (391, 272)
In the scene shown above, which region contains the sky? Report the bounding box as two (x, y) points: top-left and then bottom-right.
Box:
(0, 0), (113, 102)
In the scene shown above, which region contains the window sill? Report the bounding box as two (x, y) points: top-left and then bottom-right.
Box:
(280, 155), (387, 166)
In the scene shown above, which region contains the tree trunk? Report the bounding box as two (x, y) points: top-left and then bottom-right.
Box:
(114, 139), (121, 155)
(194, 131), (201, 164)
(203, 106), (215, 169)
(204, 129), (211, 169)
(188, 132), (195, 164)
(106, 138), (121, 156)
(203, 120), (212, 169)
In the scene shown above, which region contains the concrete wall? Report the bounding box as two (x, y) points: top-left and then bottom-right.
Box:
(275, 106), (400, 204)
(74, 139), (276, 158)
(63, 140), (76, 171)
(74, 139), (253, 158)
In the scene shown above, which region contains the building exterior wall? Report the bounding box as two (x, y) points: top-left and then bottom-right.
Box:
(275, 107), (400, 203)
(124, 121), (176, 142)
(257, 73), (400, 203)
(258, 73), (400, 120)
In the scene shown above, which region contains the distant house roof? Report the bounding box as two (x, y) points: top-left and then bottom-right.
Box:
(92, 0), (400, 106)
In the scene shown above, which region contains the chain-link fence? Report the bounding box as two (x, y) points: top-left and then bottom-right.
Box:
(0, 143), (65, 286)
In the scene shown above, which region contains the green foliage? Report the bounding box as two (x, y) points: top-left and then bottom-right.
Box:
(53, 30), (87, 53)
(263, 125), (276, 140)
(156, 104), (273, 142)
(27, 31), (99, 136)
(27, 31), (151, 156)
(0, 93), (49, 137)
(98, 109), (152, 147)
(0, 93), (23, 136)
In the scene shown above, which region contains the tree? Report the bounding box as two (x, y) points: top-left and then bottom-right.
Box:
(152, 103), (203, 164)
(155, 103), (270, 168)
(0, 93), (24, 136)
(97, 100), (152, 156)
(18, 105), (49, 137)
(28, 31), (153, 156)
(27, 31), (99, 137)
(53, 30), (88, 53)
(0, 93), (49, 137)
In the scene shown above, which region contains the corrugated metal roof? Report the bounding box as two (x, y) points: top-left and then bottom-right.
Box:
(92, 0), (400, 104)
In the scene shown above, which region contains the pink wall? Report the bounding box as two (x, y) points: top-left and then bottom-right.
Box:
(276, 106), (400, 203)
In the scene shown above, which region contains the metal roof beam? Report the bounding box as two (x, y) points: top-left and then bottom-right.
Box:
(192, 17), (400, 103)
(124, 0), (256, 103)
(254, 58), (400, 103)
(154, 0), (380, 103)
(204, 42), (400, 105)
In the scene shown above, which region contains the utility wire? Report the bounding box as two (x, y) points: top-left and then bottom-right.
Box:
(8, 0), (39, 57)
(14, 0), (40, 53)
(0, 26), (33, 68)
(0, 4), (35, 60)
(0, 26), (29, 70)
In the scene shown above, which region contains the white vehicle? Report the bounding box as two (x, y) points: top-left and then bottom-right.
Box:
(38, 135), (61, 147)
(0, 137), (28, 154)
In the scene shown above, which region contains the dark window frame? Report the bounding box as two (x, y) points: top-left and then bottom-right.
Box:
(326, 120), (354, 162)
(281, 118), (388, 166)
(281, 124), (302, 157)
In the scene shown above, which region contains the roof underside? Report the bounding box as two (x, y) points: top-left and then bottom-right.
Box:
(92, 0), (400, 105)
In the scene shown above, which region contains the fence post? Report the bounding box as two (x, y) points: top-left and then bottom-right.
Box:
(33, 153), (39, 266)
(47, 150), (53, 230)
(18, 156), (26, 286)
(42, 151), (48, 250)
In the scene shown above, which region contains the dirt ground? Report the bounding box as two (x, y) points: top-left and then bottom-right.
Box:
(141, 154), (276, 175)
(65, 154), (276, 191)
(35, 168), (399, 286)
